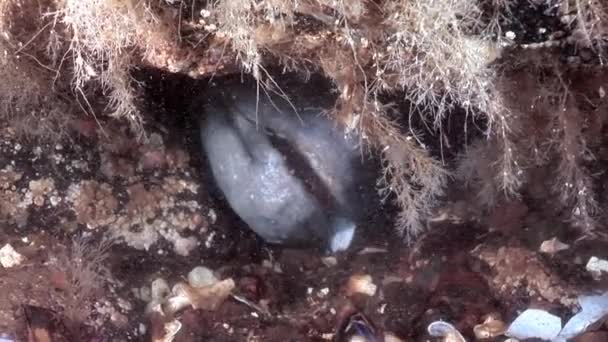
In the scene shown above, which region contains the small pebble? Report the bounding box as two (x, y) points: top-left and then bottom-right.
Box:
(208, 208), (217, 224)
(321, 256), (337, 267)
(586, 256), (608, 277)
(0, 244), (25, 268)
(49, 196), (61, 206)
(187, 266), (219, 288)
(151, 278), (170, 300)
(138, 286), (152, 302)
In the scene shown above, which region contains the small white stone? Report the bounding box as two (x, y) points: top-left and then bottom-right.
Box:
(188, 266), (219, 288)
(205, 231), (216, 248)
(321, 256), (337, 267)
(321, 333), (334, 340)
(208, 208), (217, 224)
(138, 286), (152, 302)
(151, 278), (171, 300)
(49, 196), (61, 206)
(173, 236), (198, 257)
(33, 146), (42, 156)
(0, 244), (25, 268)
(539, 237), (569, 254)
(586, 256), (608, 276)
(505, 31), (516, 40)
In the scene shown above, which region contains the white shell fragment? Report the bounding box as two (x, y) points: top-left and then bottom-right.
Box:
(158, 320), (181, 342)
(473, 315), (507, 339)
(164, 279), (235, 316)
(163, 293), (192, 316)
(321, 256), (337, 267)
(539, 237), (570, 254)
(558, 292), (608, 340)
(0, 244), (25, 268)
(506, 309), (561, 340)
(585, 257), (608, 276)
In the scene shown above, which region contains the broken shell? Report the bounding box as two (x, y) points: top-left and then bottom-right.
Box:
(473, 315), (507, 339)
(163, 294), (192, 317)
(150, 317), (182, 342)
(164, 279), (235, 315)
(144, 300), (164, 317)
(346, 274), (377, 297)
(162, 320), (182, 342)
